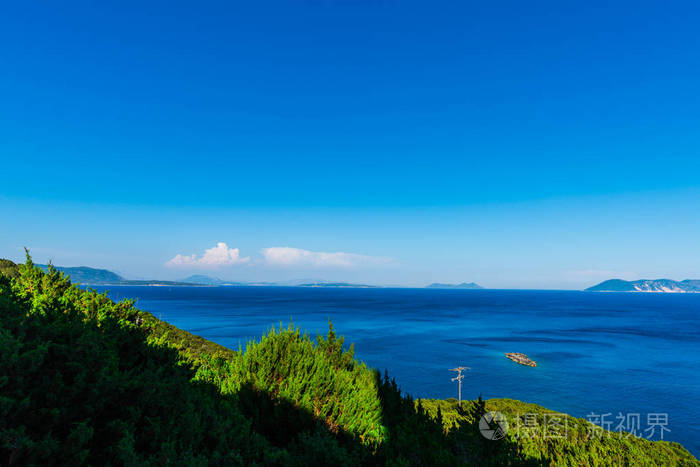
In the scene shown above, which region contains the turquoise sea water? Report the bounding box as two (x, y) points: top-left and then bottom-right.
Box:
(95, 286), (700, 455)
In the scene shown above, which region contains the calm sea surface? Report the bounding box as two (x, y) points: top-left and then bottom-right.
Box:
(94, 286), (700, 455)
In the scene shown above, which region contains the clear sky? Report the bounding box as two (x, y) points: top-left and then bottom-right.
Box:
(1, 1), (699, 288)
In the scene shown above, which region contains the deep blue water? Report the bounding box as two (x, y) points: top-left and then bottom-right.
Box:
(94, 286), (700, 455)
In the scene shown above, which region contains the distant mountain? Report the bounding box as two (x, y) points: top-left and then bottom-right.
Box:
(275, 278), (330, 286)
(38, 264), (124, 283)
(245, 278), (377, 288)
(586, 279), (700, 293)
(426, 282), (483, 289)
(38, 264), (198, 286)
(113, 279), (201, 286)
(181, 275), (224, 285)
(180, 275), (253, 286)
(296, 282), (376, 288)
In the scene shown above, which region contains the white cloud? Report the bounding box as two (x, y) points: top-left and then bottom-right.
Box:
(166, 242), (249, 268)
(261, 247), (392, 268)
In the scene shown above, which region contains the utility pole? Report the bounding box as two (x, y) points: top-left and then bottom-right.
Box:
(449, 366), (470, 407)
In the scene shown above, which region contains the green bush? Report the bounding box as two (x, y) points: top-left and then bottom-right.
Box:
(0, 259), (19, 279)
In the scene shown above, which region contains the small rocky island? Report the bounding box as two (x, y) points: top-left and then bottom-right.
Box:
(506, 353), (537, 367)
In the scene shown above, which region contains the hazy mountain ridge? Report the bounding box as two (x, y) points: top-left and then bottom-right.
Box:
(181, 274), (223, 285)
(295, 282), (376, 288)
(426, 282), (483, 289)
(38, 265), (197, 286)
(182, 275), (375, 288)
(586, 278), (700, 293)
(38, 264), (124, 283)
(179, 275), (249, 286)
(32, 266), (377, 288)
(35, 265), (700, 292)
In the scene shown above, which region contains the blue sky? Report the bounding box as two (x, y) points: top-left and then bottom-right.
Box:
(1, 1), (699, 288)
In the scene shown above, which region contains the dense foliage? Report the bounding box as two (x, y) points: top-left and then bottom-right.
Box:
(0, 259), (19, 279)
(0, 257), (697, 465)
(419, 398), (699, 466)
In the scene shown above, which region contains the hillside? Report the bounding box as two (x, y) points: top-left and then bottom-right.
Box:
(0, 259), (19, 279)
(35, 264), (198, 286)
(0, 257), (696, 465)
(37, 264), (124, 283)
(419, 398), (697, 466)
(586, 279), (700, 293)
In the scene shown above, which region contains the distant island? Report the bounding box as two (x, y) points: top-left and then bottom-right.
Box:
(181, 274), (225, 285)
(38, 265), (199, 286)
(179, 275), (252, 286)
(586, 278), (700, 293)
(426, 282), (483, 289)
(295, 282), (376, 288)
(31, 266), (377, 288)
(182, 275), (375, 288)
(31, 265), (700, 293)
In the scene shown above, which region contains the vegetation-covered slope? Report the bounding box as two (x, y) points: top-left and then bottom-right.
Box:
(419, 398), (697, 466)
(0, 259), (19, 279)
(33, 263), (200, 286)
(35, 264), (124, 284)
(0, 257), (697, 465)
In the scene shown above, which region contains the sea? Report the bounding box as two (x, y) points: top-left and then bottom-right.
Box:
(93, 286), (700, 455)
